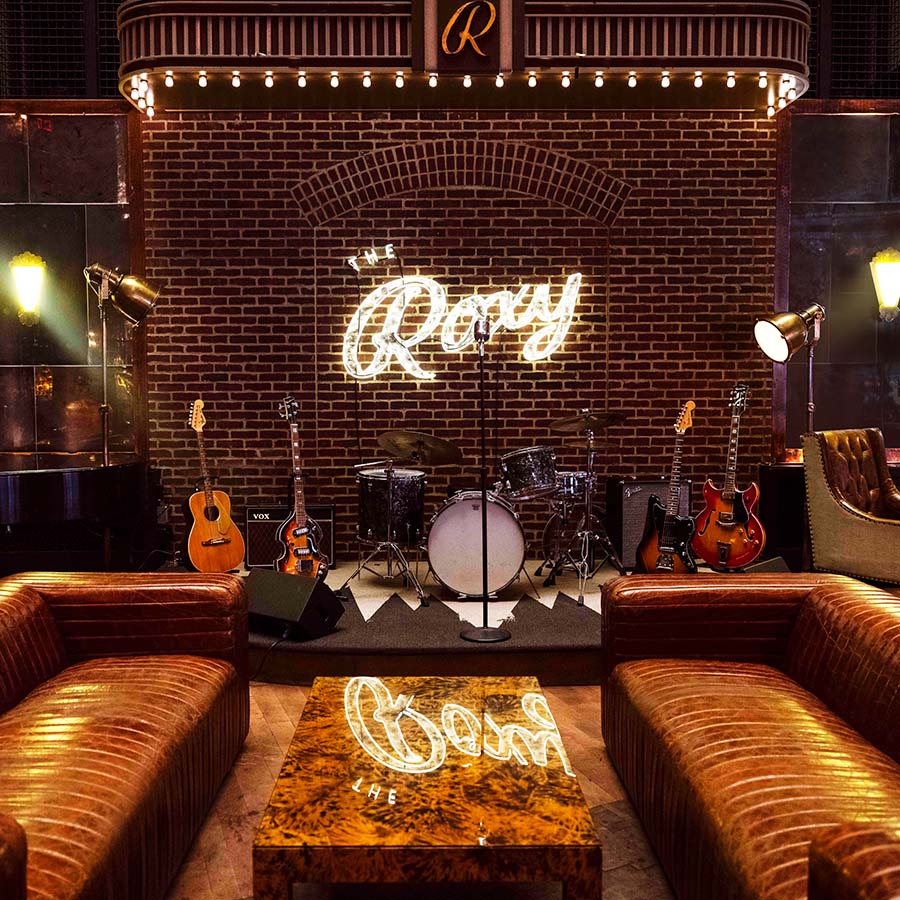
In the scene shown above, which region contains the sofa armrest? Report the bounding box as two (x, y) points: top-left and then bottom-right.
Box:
(0, 814), (26, 900)
(601, 573), (852, 685)
(3, 572), (248, 684)
(809, 824), (900, 900)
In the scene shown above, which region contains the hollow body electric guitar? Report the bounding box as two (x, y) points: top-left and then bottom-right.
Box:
(185, 399), (246, 573)
(691, 383), (766, 570)
(275, 395), (328, 579)
(636, 401), (698, 574)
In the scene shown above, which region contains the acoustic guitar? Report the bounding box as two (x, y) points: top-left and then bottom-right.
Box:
(635, 400), (698, 574)
(185, 399), (246, 573)
(691, 383), (766, 570)
(275, 395), (328, 579)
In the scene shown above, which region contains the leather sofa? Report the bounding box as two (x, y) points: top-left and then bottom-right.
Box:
(602, 573), (900, 900)
(0, 572), (249, 900)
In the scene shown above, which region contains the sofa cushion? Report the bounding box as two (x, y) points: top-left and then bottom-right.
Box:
(0, 584), (66, 716)
(0, 654), (246, 900)
(605, 658), (900, 900)
(785, 582), (900, 765)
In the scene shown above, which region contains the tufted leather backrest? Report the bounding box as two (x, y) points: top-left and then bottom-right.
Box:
(785, 580), (900, 764)
(816, 428), (900, 518)
(0, 583), (67, 715)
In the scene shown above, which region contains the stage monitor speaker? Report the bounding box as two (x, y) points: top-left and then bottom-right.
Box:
(246, 569), (344, 641)
(245, 505), (336, 569)
(606, 476), (693, 570)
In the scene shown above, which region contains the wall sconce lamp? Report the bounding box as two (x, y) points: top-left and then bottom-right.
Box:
(754, 303), (826, 434)
(870, 248), (900, 322)
(84, 263), (162, 465)
(9, 251), (47, 325)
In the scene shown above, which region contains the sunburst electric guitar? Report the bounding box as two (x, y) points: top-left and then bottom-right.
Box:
(275, 395), (328, 579)
(635, 400), (698, 574)
(691, 382), (766, 570)
(185, 399), (246, 573)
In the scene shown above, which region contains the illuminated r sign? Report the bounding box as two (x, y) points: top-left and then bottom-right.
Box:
(441, 0), (497, 56)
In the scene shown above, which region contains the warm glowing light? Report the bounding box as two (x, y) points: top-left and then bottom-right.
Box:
(146, 87), (154, 106)
(428, 73), (438, 87)
(231, 71), (241, 87)
(264, 71), (274, 88)
(871, 248), (900, 321)
(693, 71), (703, 88)
(130, 75), (139, 90)
(594, 71), (604, 87)
(463, 74), (472, 87)
(660, 71), (670, 88)
(146, 106), (155, 118)
(198, 71), (208, 87)
(561, 70), (571, 88)
(343, 273), (581, 380)
(495, 72), (504, 87)
(395, 71), (405, 88)
(788, 87), (797, 100)
(767, 105), (776, 117)
(343, 677), (576, 777)
(130, 88), (139, 100)
(627, 72), (637, 88)
(330, 71), (340, 88)
(164, 70), (174, 87)
(298, 71), (307, 88)
(362, 71), (372, 88)
(527, 71), (537, 87)
(778, 97), (787, 108)
(10, 252), (46, 324)
(726, 71), (736, 88)
(759, 72), (769, 88)
(137, 97), (147, 109)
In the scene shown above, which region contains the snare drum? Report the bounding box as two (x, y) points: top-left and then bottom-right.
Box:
(427, 491), (526, 597)
(357, 468), (425, 545)
(500, 445), (557, 501)
(556, 470), (590, 500)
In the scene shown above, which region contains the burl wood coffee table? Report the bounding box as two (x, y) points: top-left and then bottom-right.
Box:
(253, 675), (601, 899)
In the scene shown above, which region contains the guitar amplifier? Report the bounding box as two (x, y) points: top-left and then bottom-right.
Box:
(245, 505), (336, 569)
(605, 477), (693, 570)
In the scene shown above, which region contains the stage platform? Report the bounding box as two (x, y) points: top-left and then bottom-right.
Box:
(248, 558), (618, 686)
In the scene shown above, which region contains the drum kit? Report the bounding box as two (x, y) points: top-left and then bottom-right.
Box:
(338, 408), (626, 606)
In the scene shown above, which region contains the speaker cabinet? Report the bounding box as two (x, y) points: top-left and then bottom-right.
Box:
(246, 569), (344, 641)
(245, 505), (335, 569)
(606, 477), (693, 570)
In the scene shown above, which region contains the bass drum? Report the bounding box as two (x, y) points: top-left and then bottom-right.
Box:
(427, 491), (526, 597)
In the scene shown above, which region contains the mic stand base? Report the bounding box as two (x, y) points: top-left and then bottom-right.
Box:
(460, 625), (511, 644)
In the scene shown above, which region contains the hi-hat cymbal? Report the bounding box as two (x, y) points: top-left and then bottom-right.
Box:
(549, 409), (627, 433)
(377, 430), (463, 466)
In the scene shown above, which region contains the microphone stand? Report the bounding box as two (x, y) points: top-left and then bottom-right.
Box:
(461, 314), (510, 644)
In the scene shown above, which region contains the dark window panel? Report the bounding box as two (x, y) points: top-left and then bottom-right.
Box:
(0, 114), (28, 202)
(0, 367), (36, 451)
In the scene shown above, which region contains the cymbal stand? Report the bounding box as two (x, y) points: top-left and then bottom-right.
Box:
(337, 458), (428, 606)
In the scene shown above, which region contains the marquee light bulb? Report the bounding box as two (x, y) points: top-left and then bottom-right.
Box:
(164, 71), (174, 87)
(594, 71), (604, 87)
(130, 75), (139, 90)
(145, 87), (154, 106)
(428, 73), (438, 87)
(660, 71), (670, 88)
(362, 71), (372, 88)
(627, 72), (637, 88)
(495, 72), (504, 87)
(231, 71), (241, 88)
(788, 87), (797, 100)
(693, 71), (703, 88)
(146, 106), (155, 118)
(137, 97), (147, 109)
(561, 71), (571, 88)
(767, 104), (776, 117)
(395, 71), (405, 88)
(264, 72), (274, 88)
(778, 96), (787, 108)
(198, 70), (208, 87)
(726, 71), (736, 88)
(298, 72), (307, 88)
(330, 71), (340, 88)
(527, 72), (537, 87)
(759, 72), (768, 88)
(130, 88), (139, 100)
(463, 74), (472, 87)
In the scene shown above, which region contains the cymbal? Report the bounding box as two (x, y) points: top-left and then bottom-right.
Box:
(549, 409), (627, 433)
(377, 430), (463, 466)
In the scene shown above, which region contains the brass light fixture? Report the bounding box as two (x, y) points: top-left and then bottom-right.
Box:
(9, 251), (47, 325)
(870, 248), (900, 322)
(754, 303), (825, 434)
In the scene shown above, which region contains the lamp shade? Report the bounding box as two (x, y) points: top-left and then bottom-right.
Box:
(753, 304), (825, 363)
(870, 248), (900, 322)
(84, 263), (160, 324)
(10, 251), (46, 323)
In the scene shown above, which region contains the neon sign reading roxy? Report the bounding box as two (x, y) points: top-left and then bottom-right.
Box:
(342, 272), (582, 380)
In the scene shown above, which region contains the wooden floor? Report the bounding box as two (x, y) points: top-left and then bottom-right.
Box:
(164, 682), (673, 900)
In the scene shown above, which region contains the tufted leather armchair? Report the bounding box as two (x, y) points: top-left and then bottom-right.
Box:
(802, 428), (900, 584)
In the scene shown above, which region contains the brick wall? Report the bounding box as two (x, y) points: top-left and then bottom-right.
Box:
(141, 109), (777, 563)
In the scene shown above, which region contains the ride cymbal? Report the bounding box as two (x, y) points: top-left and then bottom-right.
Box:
(377, 430), (463, 466)
(549, 410), (627, 433)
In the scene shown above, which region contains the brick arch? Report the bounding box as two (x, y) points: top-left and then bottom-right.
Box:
(292, 139), (631, 226)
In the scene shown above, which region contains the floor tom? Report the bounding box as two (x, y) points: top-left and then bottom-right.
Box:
(357, 468), (425, 545)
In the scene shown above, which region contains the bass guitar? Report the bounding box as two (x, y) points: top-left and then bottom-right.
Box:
(185, 399), (246, 573)
(275, 395), (328, 579)
(636, 400), (698, 574)
(691, 382), (766, 570)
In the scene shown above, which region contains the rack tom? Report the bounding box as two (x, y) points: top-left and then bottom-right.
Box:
(500, 446), (557, 501)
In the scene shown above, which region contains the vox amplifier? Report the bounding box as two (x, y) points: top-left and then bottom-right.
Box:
(605, 477), (693, 570)
(245, 505), (336, 569)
